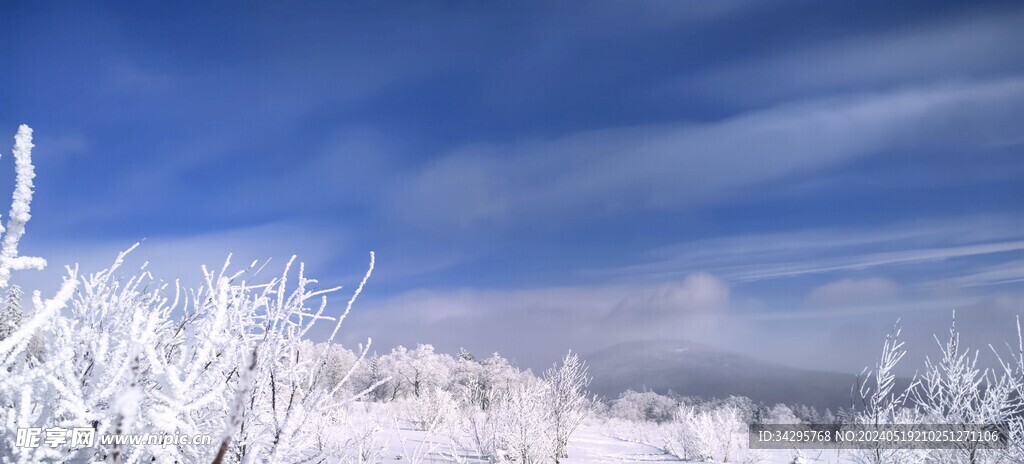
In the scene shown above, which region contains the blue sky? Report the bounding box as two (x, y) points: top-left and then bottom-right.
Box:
(2, 0), (1023, 373)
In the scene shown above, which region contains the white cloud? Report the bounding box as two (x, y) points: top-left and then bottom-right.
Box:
(807, 277), (899, 307)
(340, 273), (733, 368)
(604, 272), (729, 324)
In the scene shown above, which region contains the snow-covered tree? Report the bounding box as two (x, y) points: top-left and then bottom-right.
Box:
(608, 389), (678, 423)
(845, 313), (1024, 464)
(494, 379), (554, 463)
(452, 347), (485, 407)
(852, 320), (915, 423)
(0, 285), (22, 340)
(400, 386), (459, 433)
(299, 340), (360, 399)
(847, 320), (929, 464)
(364, 353), (399, 402)
(912, 313), (1021, 464)
(453, 351), (522, 412)
(387, 344), (454, 400)
(792, 404), (821, 424)
(544, 352), (591, 462)
(991, 317), (1024, 463)
(478, 352), (523, 410)
(766, 403), (801, 425)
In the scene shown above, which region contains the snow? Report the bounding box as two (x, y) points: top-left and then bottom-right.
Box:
(320, 408), (849, 463)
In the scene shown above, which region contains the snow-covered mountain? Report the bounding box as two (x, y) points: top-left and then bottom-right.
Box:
(585, 340), (858, 411)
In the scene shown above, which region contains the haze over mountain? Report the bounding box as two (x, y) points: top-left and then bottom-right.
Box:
(585, 340), (860, 411)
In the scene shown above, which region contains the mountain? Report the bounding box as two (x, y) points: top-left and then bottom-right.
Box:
(584, 340), (858, 411)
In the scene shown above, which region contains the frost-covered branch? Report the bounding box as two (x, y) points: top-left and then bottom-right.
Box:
(0, 125), (46, 288)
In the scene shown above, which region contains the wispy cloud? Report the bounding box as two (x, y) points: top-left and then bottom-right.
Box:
(392, 78), (1024, 230)
(677, 5), (1024, 106)
(583, 214), (1024, 284)
(727, 241), (1024, 282)
(929, 260), (1024, 288)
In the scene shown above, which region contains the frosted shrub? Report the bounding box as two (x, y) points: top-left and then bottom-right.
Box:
(458, 378), (555, 463)
(300, 340), (361, 399)
(454, 351), (522, 412)
(608, 389), (678, 424)
(672, 404), (749, 463)
(335, 408), (390, 464)
(0, 125), (381, 463)
(401, 387), (459, 432)
(849, 314), (1024, 464)
(844, 408), (929, 464)
(2, 249), (378, 463)
(913, 314), (1021, 464)
(388, 344), (456, 400)
(543, 352), (591, 462)
(494, 380), (555, 463)
(601, 417), (671, 449)
(463, 409), (501, 461)
(765, 404), (801, 425)
(453, 353), (590, 463)
(845, 321), (930, 464)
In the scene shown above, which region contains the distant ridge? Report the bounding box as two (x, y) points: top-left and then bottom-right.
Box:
(584, 340), (858, 411)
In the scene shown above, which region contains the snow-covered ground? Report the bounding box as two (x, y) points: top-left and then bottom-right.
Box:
(370, 424), (849, 464)
(564, 424), (847, 464)
(337, 406), (849, 464)
(373, 422), (685, 463)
